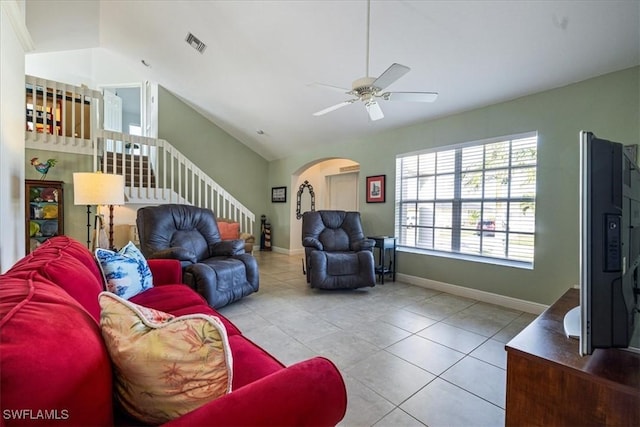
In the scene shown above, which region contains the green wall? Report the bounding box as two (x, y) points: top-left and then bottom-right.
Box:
(267, 66), (640, 305)
(157, 87), (269, 223)
(23, 68), (638, 306)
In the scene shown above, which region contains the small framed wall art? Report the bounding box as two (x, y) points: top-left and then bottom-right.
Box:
(271, 186), (287, 203)
(366, 175), (385, 203)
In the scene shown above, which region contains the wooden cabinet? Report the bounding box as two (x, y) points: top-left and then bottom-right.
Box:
(505, 289), (640, 426)
(25, 180), (64, 254)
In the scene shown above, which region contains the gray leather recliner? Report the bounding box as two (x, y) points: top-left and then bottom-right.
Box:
(136, 204), (259, 308)
(302, 210), (376, 289)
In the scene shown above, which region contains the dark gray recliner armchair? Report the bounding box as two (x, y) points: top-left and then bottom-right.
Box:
(136, 204), (259, 308)
(302, 210), (376, 289)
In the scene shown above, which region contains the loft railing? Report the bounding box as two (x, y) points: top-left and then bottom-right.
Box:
(24, 75), (255, 235)
(24, 75), (100, 154)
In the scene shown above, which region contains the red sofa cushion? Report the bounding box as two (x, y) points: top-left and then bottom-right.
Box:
(6, 236), (105, 323)
(146, 259), (183, 284)
(21, 235), (104, 284)
(0, 272), (113, 426)
(7, 253), (103, 323)
(130, 285), (241, 336)
(228, 335), (284, 389)
(162, 357), (347, 427)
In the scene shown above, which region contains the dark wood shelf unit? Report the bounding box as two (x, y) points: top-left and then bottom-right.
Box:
(505, 288), (640, 426)
(25, 180), (64, 254)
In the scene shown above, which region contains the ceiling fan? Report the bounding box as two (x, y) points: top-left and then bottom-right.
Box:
(312, 0), (438, 121)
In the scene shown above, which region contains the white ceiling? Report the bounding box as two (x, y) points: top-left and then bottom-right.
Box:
(26, 1), (640, 161)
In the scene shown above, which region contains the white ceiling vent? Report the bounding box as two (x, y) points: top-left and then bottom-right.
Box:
(185, 32), (207, 54)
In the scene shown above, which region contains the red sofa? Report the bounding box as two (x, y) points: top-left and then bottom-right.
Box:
(0, 236), (347, 426)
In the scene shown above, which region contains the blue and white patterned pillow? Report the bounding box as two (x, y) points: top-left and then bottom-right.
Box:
(95, 241), (153, 299)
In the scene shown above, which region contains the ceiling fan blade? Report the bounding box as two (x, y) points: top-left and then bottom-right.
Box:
(312, 99), (357, 116)
(372, 63), (410, 90)
(382, 91), (438, 102)
(365, 101), (384, 121)
(308, 82), (350, 94)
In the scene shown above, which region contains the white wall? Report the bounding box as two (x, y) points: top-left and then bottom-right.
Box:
(25, 47), (146, 89)
(0, 0), (31, 272)
(24, 48), (94, 87)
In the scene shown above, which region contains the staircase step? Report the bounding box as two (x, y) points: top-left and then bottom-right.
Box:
(125, 181), (156, 188)
(105, 166), (155, 175)
(101, 151), (156, 189)
(105, 160), (151, 167)
(124, 187), (186, 205)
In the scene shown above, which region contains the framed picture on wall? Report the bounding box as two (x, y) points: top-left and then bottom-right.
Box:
(366, 175), (385, 203)
(271, 186), (287, 203)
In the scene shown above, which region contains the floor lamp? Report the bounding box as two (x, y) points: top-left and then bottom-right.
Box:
(73, 172), (125, 251)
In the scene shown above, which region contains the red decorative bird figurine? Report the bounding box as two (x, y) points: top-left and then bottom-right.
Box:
(31, 158), (57, 180)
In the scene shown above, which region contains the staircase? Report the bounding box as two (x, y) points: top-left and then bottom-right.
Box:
(102, 152), (156, 188)
(24, 75), (255, 235)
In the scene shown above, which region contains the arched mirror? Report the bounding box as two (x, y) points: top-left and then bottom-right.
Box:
(296, 180), (316, 219)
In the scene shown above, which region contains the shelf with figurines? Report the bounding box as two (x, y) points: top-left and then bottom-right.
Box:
(25, 179), (64, 254)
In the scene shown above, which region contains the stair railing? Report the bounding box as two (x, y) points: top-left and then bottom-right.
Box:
(25, 75), (255, 235)
(97, 130), (255, 235)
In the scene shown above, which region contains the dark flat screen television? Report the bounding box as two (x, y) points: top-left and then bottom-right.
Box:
(565, 131), (640, 356)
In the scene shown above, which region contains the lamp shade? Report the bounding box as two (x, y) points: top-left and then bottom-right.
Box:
(73, 173), (125, 205)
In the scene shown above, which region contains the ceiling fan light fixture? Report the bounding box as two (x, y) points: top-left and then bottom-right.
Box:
(365, 100), (384, 121)
(310, 0), (438, 119)
(352, 77), (377, 90)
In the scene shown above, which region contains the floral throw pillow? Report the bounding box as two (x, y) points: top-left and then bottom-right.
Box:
(99, 292), (233, 424)
(95, 241), (153, 299)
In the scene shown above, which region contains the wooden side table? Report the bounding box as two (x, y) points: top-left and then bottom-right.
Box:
(368, 236), (396, 284)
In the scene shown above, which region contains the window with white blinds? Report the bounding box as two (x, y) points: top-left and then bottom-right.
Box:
(395, 132), (537, 267)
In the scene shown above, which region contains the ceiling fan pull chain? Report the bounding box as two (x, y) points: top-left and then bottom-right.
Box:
(365, 0), (371, 78)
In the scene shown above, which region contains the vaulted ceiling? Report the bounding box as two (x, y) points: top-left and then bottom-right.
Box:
(26, 1), (640, 161)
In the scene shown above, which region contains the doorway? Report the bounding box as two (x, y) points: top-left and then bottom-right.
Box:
(326, 172), (358, 211)
(99, 84), (142, 135)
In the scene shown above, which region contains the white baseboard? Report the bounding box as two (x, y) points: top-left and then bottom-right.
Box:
(270, 246), (304, 256)
(397, 273), (548, 315)
(256, 250), (547, 314)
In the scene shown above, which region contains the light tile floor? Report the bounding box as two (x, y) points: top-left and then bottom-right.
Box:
(217, 251), (537, 427)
